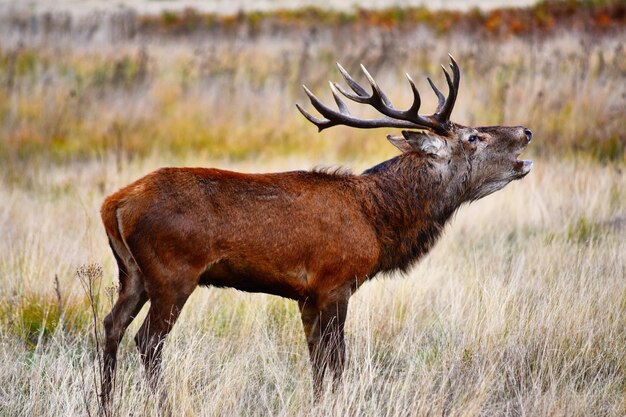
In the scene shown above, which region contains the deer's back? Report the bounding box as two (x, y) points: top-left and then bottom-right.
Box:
(102, 167), (380, 300)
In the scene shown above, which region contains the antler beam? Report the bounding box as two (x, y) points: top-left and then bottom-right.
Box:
(297, 54), (460, 135)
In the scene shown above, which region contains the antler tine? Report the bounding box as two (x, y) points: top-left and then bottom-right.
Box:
(404, 73), (422, 117)
(336, 63), (369, 98)
(427, 76), (446, 111)
(438, 65), (453, 112)
(333, 63), (370, 105)
(296, 85), (343, 131)
(302, 85), (337, 117)
(333, 82), (370, 104)
(360, 65), (393, 107)
(329, 82), (350, 114)
(296, 103), (332, 132)
(295, 81), (363, 132)
(334, 63), (393, 109)
(438, 54), (461, 122)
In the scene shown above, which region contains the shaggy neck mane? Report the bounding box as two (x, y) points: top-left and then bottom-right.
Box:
(359, 153), (465, 275)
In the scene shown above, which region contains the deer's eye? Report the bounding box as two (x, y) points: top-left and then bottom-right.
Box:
(468, 134), (479, 143)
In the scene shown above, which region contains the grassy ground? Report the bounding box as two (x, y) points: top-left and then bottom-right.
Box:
(0, 2), (625, 416)
(0, 153), (624, 416)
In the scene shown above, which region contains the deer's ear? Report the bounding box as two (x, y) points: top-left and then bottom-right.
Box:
(386, 134), (414, 153)
(401, 130), (446, 156)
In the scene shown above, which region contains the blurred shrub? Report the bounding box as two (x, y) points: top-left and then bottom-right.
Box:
(0, 1), (623, 163)
(132, 1), (626, 37)
(0, 293), (93, 349)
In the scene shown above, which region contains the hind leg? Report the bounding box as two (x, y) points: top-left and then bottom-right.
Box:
(102, 240), (148, 403)
(134, 267), (197, 390)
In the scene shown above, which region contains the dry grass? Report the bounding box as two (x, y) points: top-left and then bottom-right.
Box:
(0, 4), (625, 416)
(0, 153), (624, 416)
(0, 15), (624, 163)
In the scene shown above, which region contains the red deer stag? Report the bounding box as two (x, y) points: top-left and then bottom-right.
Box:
(100, 55), (532, 400)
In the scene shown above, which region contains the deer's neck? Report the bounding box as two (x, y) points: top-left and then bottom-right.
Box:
(360, 154), (465, 275)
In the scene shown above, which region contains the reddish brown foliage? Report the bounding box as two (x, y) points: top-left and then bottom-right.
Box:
(137, 2), (625, 38)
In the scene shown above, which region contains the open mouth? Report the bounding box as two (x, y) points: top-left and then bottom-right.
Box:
(513, 149), (533, 178)
(514, 159), (533, 178)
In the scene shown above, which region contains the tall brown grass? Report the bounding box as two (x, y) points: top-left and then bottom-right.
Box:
(0, 4), (625, 416)
(0, 154), (624, 416)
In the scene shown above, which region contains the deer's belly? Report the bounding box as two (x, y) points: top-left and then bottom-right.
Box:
(198, 258), (309, 300)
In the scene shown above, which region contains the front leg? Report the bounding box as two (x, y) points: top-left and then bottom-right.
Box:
(299, 296), (349, 398)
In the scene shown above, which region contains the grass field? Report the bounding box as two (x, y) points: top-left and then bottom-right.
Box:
(0, 1), (625, 416)
(1, 154), (624, 416)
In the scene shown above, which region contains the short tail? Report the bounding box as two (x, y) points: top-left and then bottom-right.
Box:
(101, 195), (123, 244)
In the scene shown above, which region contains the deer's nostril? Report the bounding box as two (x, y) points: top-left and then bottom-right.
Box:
(524, 128), (532, 143)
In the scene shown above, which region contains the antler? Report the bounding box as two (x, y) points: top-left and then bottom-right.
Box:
(296, 54), (460, 135)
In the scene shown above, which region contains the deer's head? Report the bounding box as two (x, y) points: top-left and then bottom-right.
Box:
(297, 55), (532, 202)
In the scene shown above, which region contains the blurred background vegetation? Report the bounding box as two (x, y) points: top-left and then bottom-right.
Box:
(0, 0), (624, 170)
